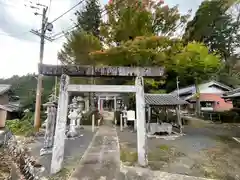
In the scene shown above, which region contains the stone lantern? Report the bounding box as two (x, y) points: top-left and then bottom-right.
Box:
(40, 99), (57, 156)
(76, 96), (85, 128)
(66, 97), (78, 138)
(122, 106), (128, 128)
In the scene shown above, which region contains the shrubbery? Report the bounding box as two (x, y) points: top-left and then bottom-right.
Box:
(6, 111), (35, 137)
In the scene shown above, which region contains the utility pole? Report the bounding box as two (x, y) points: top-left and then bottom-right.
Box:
(31, 4), (53, 131)
(176, 76), (182, 133)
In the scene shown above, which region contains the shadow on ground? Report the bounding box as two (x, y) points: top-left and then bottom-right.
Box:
(27, 126), (95, 179)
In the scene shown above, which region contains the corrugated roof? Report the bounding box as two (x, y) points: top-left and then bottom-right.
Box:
(171, 80), (232, 95)
(0, 84), (11, 95)
(0, 103), (21, 112)
(145, 94), (188, 106)
(171, 85), (196, 95)
(222, 88), (240, 98)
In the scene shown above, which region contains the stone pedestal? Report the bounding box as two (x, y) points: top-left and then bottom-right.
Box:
(40, 102), (57, 156)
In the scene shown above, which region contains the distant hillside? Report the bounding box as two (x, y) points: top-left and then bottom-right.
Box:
(0, 74), (55, 110)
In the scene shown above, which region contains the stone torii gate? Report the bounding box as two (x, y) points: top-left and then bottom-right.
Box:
(38, 64), (164, 174)
(51, 74), (147, 174)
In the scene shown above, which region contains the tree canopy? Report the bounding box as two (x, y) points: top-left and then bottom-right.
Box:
(100, 0), (190, 45)
(57, 0), (236, 93)
(183, 0), (240, 87)
(58, 0), (102, 65)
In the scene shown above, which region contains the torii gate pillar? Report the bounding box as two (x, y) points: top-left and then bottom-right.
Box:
(135, 76), (147, 166)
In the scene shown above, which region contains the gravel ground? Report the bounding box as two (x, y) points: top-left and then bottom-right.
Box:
(28, 126), (95, 177)
(117, 123), (240, 180)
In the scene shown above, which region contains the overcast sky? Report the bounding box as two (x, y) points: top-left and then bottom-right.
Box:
(0, 0), (203, 78)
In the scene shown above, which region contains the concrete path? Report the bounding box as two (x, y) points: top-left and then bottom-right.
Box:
(69, 125), (120, 180)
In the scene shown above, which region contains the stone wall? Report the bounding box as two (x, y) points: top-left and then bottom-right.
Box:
(4, 131), (45, 180)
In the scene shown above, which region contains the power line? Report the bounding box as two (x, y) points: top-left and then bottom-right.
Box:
(48, 0), (85, 24)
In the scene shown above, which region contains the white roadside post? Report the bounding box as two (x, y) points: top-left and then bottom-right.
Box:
(120, 114), (123, 132)
(92, 114), (95, 132)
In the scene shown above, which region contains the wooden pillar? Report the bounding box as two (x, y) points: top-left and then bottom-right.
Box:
(51, 74), (69, 174)
(135, 76), (147, 167)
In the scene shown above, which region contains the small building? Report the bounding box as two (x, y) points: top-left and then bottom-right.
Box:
(95, 93), (123, 111)
(0, 84), (21, 128)
(222, 88), (240, 109)
(171, 80), (233, 112)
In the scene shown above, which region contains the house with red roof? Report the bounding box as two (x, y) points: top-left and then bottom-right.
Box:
(171, 80), (233, 112)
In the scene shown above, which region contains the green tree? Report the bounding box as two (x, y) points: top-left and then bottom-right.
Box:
(75, 0), (101, 37)
(101, 0), (190, 45)
(183, 0), (233, 57)
(183, 0), (240, 87)
(172, 42), (221, 115)
(58, 0), (102, 65)
(58, 31), (102, 65)
(90, 36), (221, 95)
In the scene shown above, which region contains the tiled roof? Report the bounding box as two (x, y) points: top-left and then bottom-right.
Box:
(145, 94), (188, 106)
(0, 84), (11, 95)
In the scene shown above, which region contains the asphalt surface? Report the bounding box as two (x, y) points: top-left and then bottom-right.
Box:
(28, 126), (95, 176)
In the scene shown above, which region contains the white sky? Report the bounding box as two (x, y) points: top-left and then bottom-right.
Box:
(0, 0), (203, 79)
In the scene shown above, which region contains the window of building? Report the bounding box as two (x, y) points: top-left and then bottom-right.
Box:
(200, 101), (214, 108)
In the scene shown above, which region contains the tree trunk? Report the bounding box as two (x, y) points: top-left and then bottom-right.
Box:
(195, 81), (201, 117)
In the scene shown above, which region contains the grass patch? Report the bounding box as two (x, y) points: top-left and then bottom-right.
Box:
(158, 144), (170, 151)
(148, 144), (186, 170)
(48, 168), (70, 180)
(120, 144), (137, 166)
